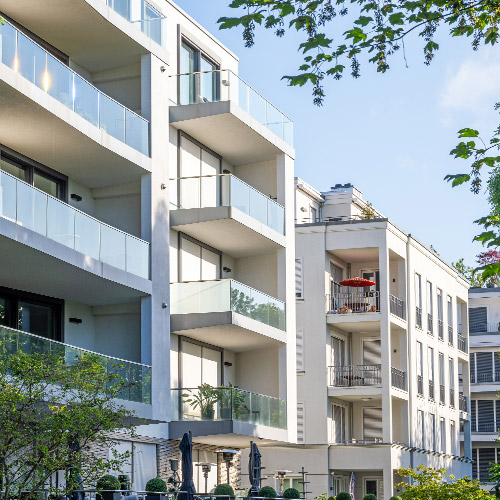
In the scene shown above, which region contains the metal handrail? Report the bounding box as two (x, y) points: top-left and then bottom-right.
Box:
(328, 364), (382, 387)
(416, 306), (423, 328)
(458, 334), (467, 352)
(391, 367), (406, 390)
(389, 294), (405, 319)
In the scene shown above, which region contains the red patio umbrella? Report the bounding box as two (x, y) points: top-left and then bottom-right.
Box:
(339, 276), (375, 287)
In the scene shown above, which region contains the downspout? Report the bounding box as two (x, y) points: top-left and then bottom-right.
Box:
(406, 235), (414, 480)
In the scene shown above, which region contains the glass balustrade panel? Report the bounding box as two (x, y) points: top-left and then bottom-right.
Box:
(179, 177), (201, 209)
(237, 78), (249, 113)
(0, 172), (18, 222)
(108, 0), (131, 19)
(74, 211), (100, 261)
(17, 33), (46, 88)
(0, 22), (16, 68)
(16, 181), (47, 235)
(100, 225), (126, 271)
(74, 74), (99, 127)
(248, 88), (267, 126)
(249, 188), (268, 226)
(266, 104), (284, 140)
(198, 280), (230, 313)
(125, 109), (149, 156)
(100, 94), (125, 142)
(268, 199), (284, 234)
(47, 197), (75, 249)
(199, 175), (218, 207)
(47, 54), (73, 109)
(126, 235), (149, 279)
(230, 176), (250, 215)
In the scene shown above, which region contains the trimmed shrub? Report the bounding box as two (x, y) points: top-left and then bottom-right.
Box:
(258, 486), (277, 498)
(214, 484), (235, 496)
(283, 488), (301, 499)
(327, 497), (335, 500)
(389, 497), (402, 500)
(96, 475), (121, 491)
(146, 478), (167, 493)
(335, 493), (351, 500)
(363, 495), (378, 500)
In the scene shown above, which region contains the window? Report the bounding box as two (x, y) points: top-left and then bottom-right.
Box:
(295, 259), (304, 299)
(330, 262), (343, 299)
(331, 336), (346, 367)
(449, 358), (455, 407)
(469, 307), (488, 333)
(332, 404), (346, 443)
(430, 414), (436, 451)
(363, 407), (382, 441)
(415, 273), (422, 328)
(470, 352), (500, 383)
(439, 353), (445, 404)
(297, 402), (305, 443)
(311, 207), (317, 222)
(417, 410), (425, 448)
(450, 420), (456, 455)
(447, 296), (453, 344)
(428, 347), (435, 399)
(179, 234), (221, 282)
(427, 281), (433, 334)
(364, 479), (379, 497)
(440, 417), (446, 453)
(437, 288), (443, 339)
(180, 40), (219, 105)
(417, 341), (424, 395)
(296, 330), (304, 372)
(470, 400), (496, 433)
(142, 2), (162, 45)
(0, 286), (62, 341)
(0, 149), (67, 201)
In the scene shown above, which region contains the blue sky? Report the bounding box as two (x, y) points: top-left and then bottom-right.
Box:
(174, 0), (495, 267)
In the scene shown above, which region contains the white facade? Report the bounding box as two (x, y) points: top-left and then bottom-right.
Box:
(466, 287), (500, 485)
(253, 180), (472, 500)
(0, 0), (296, 492)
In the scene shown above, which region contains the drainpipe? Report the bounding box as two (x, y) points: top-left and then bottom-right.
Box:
(406, 235), (414, 481)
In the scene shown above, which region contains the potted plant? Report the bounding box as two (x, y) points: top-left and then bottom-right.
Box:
(145, 477), (167, 500)
(183, 383), (219, 419)
(363, 495), (377, 500)
(214, 483), (235, 498)
(336, 494), (351, 500)
(258, 486), (277, 498)
(96, 475), (121, 500)
(283, 488), (301, 499)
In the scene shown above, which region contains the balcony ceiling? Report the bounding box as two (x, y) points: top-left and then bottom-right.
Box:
(0, 0), (150, 73)
(328, 247), (379, 263)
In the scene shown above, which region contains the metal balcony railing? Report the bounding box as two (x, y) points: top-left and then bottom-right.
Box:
(458, 334), (467, 353)
(449, 388), (455, 408)
(474, 422), (496, 433)
(469, 322), (500, 334)
(438, 319), (444, 340)
(417, 375), (424, 395)
(0, 20), (150, 155)
(448, 325), (454, 345)
(429, 380), (435, 400)
(169, 174), (285, 234)
(428, 313), (434, 335)
(0, 170), (150, 279)
(328, 365), (382, 387)
(471, 371), (500, 383)
(171, 387), (287, 429)
(416, 307), (422, 329)
(391, 367), (406, 390)
(0, 326), (151, 403)
(170, 279), (286, 331)
(459, 393), (468, 412)
(389, 294), (405, 320)
(171, 69), (293, 145)
(329, 291), (380, 314)
(440, 384), (445, 404)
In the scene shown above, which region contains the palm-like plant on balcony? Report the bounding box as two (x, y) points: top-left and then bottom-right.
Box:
(217, 383), (247, 419)
(182, 383), (219, 419)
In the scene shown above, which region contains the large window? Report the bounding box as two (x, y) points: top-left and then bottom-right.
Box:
(470, 399), (500, 433)
(469, 306), (488, 333)
(332, 403), (346, 443)
(178, 233), (221, 282)
(0, 287), (62, 341)
(470, 351), (500, 383)
(0, 148), (67, 201)
(472, 447), (500, 482)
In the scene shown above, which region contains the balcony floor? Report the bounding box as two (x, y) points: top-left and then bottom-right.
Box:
(0, 64), (151, 188)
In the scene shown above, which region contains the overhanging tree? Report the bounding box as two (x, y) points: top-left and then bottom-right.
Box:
(0, 342), (136, 500)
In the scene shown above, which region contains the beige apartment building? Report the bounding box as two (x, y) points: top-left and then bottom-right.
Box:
(254, 180), (472, 500)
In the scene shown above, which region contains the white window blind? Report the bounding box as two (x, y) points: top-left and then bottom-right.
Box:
(297, 402), (305, 443)
(295, 259), (304, 299)
(296, 330), (305, 372)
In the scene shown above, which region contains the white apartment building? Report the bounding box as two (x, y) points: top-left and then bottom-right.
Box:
(0, 0), (296, 492)
(255, 180), (472, 500)
(467, 287), (500, 486)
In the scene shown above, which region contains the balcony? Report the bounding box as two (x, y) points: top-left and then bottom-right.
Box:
(329, 365), (381, 387)
(1, 325), (151, 404)
(459, 393), (468, 412)
(0, 20), (151, 187)
(391, 367), (407, 391)
(416, 306), (422, 329)
(169, 70), (294, 165)
(440, 384), (445, 404)
(327, 291), (381, 332)
(170, 280), (286, 351)
(170, 387), (288, 446)
(458, 334), (468, 353)
(429, 380), (435, 400)
(169, 174), (285, 258)
(0, 170), (149, 279)
(449, 388), (455, 408)
(470, 372), (500, 384)
(470, 322), (500, 334)
(417, 375), (423, 396)
(389, 294), (405, 320)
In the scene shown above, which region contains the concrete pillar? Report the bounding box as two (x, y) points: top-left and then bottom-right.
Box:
(383, 466), (394, 500)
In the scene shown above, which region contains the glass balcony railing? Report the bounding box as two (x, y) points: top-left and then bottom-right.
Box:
(170, 174), (285, 234)
(170, 279), (286, 331)
(171, 69), (293, 146)
(0, 20), (150, 156)
(105, 0), (166, 47)
(171, 387), (287, 429)
(0, 326), (151, 403)
(0, 170), (150, 279)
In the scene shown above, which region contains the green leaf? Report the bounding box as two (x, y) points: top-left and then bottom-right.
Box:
(388, 12), (405, 25)
(458, 128), (480, 138)
(444, 173), (470, 186)
(354, 16), (373, 26)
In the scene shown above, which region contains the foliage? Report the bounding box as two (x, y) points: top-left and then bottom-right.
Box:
(363, 495), (377, 500)
(335, 493), (352, 500)
(182, 384), (219, 415)
(145, 478), (167, 493)
(283, 487), (301, 499)
(452, 257), (486, 287)
(396, 465), (491, 499)
(230, 288), (285, 329)
(259, 486), (278, 498)
(96, 475), (121, 491)
(389, 497), (402, 500)
(214, 484), (235, 496)
(218, 0), (500, 105)
(0, 341), (136, 500)
(360, 201), (376, 219)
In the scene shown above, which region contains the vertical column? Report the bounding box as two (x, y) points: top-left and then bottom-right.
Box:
(463, 419), (472, 458)
(277, 152), (297, 444)
(383, 466), (394, 500)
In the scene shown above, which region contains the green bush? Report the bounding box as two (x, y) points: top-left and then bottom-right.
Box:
(96, 475), (121, 491)
(363, 495), (377, 500)
(336, 494), (351, 500)
(389, 497), (402, 500)
(283, 488), (301, 499)
(214, 484), (234, 496)
(145, 478), (167, 493)
(258, 486), (277, 498)
(327, 497), (335, 500)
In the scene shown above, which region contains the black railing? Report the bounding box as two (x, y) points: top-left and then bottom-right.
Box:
(429, 380), (435, 400)
(417, 375), (424, 396)
(330, 291), (380, 314)
(449, 388), (455, 408)
(329, 365), (382, 387)
(440, 384), (445, 404)
(458, 334), (467, 353)
(470, 371), (500, 383)
(389, 294), (405, 320)
(428, 313), (434, 335)
(448, 325), (453, 345)
(438, 319), (444, 340)
(474, 422), (496, 433)
(391, 367), (406, 390)
(416, 307), (422, 329)
(459, 393), (467, 412)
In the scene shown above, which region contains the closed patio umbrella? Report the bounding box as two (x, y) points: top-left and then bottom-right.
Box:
(179, 431), (196, 500)
(247, 441), (262, 497)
